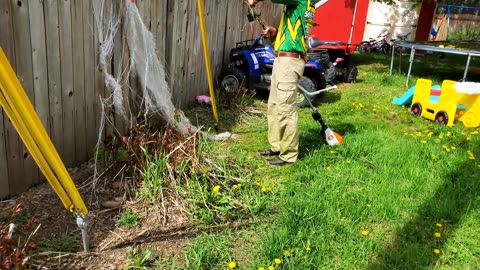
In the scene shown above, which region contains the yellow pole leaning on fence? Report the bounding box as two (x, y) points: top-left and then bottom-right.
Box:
(0, 48), (88, 216)
(0, 91), (73, 209)
(197, 0), (219, 127)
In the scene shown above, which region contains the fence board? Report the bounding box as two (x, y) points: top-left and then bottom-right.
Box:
(113, 0), (126, 136)
(58, 0), (76, 167)
(83, 0), (97, 155)
(29, 0), (49, 185)
(93, 0), (105, 146)
(11, 0), (37, 194)
(72, 0), (87, 163)
(44, 0), (64, 160)
(0, 0), (13, 198)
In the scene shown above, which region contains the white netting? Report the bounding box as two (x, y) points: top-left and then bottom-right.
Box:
(93, 0), (196, 135)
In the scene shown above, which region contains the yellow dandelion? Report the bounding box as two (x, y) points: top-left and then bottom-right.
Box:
(469, 156), (476, 160)
(436, 223), (443, 228)
(283, 250), (291, 257)
(326, 166), (332, 172)
(439, 135), (444, 139)
(330, 150), (336, 154)
(361, 230), (369, 236)
(262, 187), (267, 193)
(445, 148), (451, 152)
(466, 137), (472, 141)
(451, 146), (456, 150)
(434, 232), (441, 238)
(237, 184), (242, 188)
(232, 184), (239, 190)
(421, 140), (427, 144)
(267, 187), (272, 192)
(416, 132), (423, 137)
(274, 258), (282, 265)
(347, 160), (351, 164)
(471, 130), (479, 135)
(268, 266), (275, 270)
(428, 132), (433, 138)
(367, 204), (371, 208)
(228, 261), (236, 269)
(432, 155), (436, 161)
(442, 145), (448, 149)
(446, 131), (452, 137)
(359, 103), (364, 108)
(306, 246), (312, 252)
(259, 267), (265, 270)
(462, 132), (467, 136)
(433, 249), (441, 255)
(212, 185), (221, 193)
(373, 108), (377, 112)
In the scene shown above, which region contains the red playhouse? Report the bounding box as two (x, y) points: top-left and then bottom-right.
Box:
(307, 0), (370, 83)
(310, 0), (370, 55)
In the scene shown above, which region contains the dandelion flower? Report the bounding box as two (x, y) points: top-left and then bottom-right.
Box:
(306, 247), (312, 252)
(434, 232), (441, 238)
(367, 204), (371, 208)
(439, 135), (444, 139)
(432, 155), (436, 161)
(436, 223), (442, 228)
(421, 140), (427, 144)
(471, 130), (479, 135)
(416, 132), (423, 137)
(259, 267), (265, 270)
(428, 132), (433, 138)
(232, 184), (239, 190)
(361, 230), (369, 236)
(274, 258), (282, 265)
(283, 250), (291, 257)
(268, 266), (275, 270)
(347, 160), (351, 164)
(451, 146), (456, 150)
(330, 150), (336, 154)
(228, 261), (236, 268)
(262, 187), (267, 192)
(433, 249), (441, 255)
(237, 184), (242, 188)
(466, 137), (472, 141)
(326, 166), (332, 172)
(212, 185), (221, 193)
(446, 131), (451, 137)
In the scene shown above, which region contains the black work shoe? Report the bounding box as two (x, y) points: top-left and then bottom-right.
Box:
(258, 149), (280, 157)
(268, 157), (294, 166)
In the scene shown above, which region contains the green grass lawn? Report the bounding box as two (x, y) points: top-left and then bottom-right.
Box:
(172, 52), (480, 270)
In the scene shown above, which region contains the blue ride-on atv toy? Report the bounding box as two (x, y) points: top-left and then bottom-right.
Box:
(218, 35), (336, 107)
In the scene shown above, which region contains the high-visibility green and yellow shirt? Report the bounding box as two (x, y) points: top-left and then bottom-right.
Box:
(272, 0), (317, 56)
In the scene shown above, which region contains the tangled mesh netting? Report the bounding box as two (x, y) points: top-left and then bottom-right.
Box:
(93, 0), (196, 135)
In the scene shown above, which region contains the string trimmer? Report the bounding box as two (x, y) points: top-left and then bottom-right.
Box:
(298, 84), (344, 146)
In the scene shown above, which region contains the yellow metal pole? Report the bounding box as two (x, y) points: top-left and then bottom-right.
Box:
(0, 91), (73, 209)
(0, 49), (88, 216)
(197, 0), (219, 126)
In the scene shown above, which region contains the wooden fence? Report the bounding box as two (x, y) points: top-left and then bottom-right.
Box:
(0, 0), (282, 199)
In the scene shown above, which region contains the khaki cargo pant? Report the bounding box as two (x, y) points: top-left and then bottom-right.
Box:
(267, 56), (305, 163)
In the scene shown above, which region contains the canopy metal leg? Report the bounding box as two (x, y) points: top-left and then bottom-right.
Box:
(406, 47), (416, 87)
(76, 215), (89, 252)
(463, 54), (471, 81)
(389, 43), (395, 75)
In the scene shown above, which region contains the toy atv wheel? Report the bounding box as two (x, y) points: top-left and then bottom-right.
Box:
(296, 76), (316, 108)
(218, 67), (246, 93)
(411, 103), (422, 116)
(304, 69), (327, 91)
(435, 111), (449, 125)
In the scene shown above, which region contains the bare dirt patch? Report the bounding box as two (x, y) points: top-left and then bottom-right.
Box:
(1, 161), (195, 269)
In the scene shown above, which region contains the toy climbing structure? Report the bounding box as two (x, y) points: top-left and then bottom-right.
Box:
(410, 78), (480, 128)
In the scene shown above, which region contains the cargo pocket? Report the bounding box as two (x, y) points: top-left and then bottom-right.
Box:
(276, 81), (298, 107)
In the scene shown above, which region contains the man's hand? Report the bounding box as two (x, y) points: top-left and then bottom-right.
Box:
(246, 0), (259, 7)
(263, 26), (277, 38)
